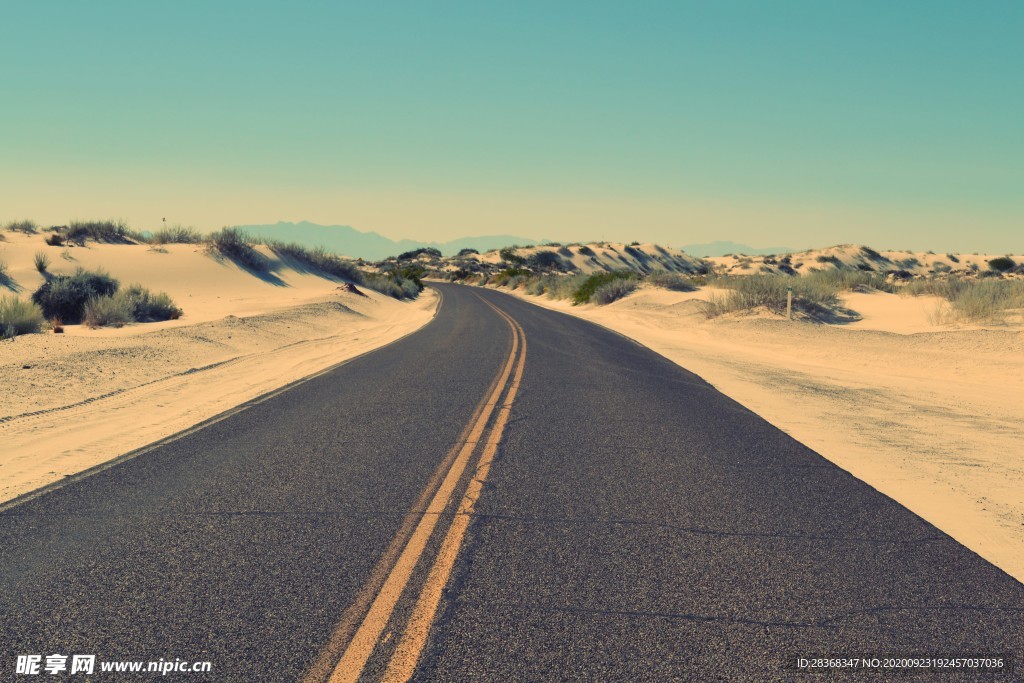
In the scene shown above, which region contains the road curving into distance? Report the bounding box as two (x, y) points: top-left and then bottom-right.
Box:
(1, 282), (1022, 681)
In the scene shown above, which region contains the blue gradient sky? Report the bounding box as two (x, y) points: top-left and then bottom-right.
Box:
(1, 1), (1021, 251)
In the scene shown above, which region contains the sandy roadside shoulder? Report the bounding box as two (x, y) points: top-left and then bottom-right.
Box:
(0, 288), (439, 505)
(493, 284), (1024, 584)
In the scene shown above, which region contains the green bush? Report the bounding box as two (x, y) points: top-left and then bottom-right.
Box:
(572, 271), (636, 305)
(0, 295), (45, 337)
(988, 256), (1016, 272)
(592, 278), (637, 304)
(577, 245), (595, 256)
(456, 248), (479, 257)
(207, 228), (269, 271)
(31, 268), (119, 323)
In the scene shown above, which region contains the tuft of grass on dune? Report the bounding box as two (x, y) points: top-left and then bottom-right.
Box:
(83, 284), (182, 328)
(205, 228), (270, 272)
(5, 220), (38, 234)
(905, 278), (1024, 323)
(571, 271), (637, 305)
(266, 240), (362, 281)
(62, 220), (141, 244)
(151, 225), (203, 245)
(34, 251), (50, 273)
(646, 271), (698, 292)
(0, 295), (45, 338)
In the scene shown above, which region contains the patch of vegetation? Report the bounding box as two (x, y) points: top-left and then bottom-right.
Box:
(31, 268), (119, 323)
(499, 247), (526, 265)
(527, 250), (564, 271)
(83, 284), (181, 327)
(646, 271), (698, 292)
(592, 278), (637, 304)
(859, 246), (885, 261)
(267, 241), (360, 280)
(815, 254), (841, 265)
(572, 271), (636, 305)
(34, 251), (50, 273)
(45, 233), (64, 246)
(456, 248), (479, 257)
(206, 228), (269, 272)
(152, 225), (203, 244)
(62, 220), (135, 244)
(988, 256), (1016, 272)
(0, 295), (45, 338)
(947, 253), (960, 263)
(5, 220), (38, 234)
(396, 247), (442, 261)
(577, 245), (595, 256)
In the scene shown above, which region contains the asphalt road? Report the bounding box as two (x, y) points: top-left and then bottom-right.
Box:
(1, 282), (1022, 682)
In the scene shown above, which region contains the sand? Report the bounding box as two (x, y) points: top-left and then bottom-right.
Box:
(1, 231), (438, 504)
(497, 283), (1024, 584)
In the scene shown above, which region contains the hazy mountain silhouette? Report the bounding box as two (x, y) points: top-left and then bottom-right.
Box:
(679, 240), (796, 257)
(232, 221), (536, 260)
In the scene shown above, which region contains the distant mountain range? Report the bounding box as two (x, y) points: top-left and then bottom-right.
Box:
(677, 240), (796, 257)
(231, 221), (536, 261)
(230, 223), (795, 261)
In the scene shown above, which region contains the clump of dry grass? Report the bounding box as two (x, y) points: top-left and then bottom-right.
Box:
(904, 278), (1024, 323)
(34, 251), (50, 273)
(0, 295), (45, 338)
(84, 284), (182, 328)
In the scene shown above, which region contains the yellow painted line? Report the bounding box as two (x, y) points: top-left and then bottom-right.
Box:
(324, 298), (523, 683)
(301, 320), (510, 683)
(382, 299), (527, 682)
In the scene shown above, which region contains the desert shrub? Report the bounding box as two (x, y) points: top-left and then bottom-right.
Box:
(499, 247), (526, 265)
(31, 268), (119, 323)
(0, 295), (45, 337)
(802, 268), (895, 293)
(815, 254), (841, 265)
(396, 247), (441, 261)
(152, 225), (203, 244)
(0, 233), (5, 241)
(947, 253), (960, 263)
(896, 257), (920, 269)
(705, 274), (841, 318)
(34, 251), (50, 273)
(932, 262), (952, 273)
(83, 292), (134, 327)
(0, 260), (9, 285)
(572, 271), (636, 305)
(592, 278), (637, 304)
(528, 250), (564, 271)
(267, 241), (361, 280)
(646, 271), (697, 292)
(577, 245), (595, 256)
(456, 248), (479, 257)
(988, 256), (1016, 272)
(5, 220), (38, 234)
(859, 246), (885, 261)
(206, 228), (269, 271)
(63, 220), (133, 244)
(118, 284), (182, 322)
(45, 233), (64, 246)
(361, 272), (421, 300)
(906, 278), (1024, 322)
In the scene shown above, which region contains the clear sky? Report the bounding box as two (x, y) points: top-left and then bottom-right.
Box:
(1, 1), (1021, 251)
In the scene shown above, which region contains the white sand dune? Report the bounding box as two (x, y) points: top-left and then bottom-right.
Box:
(499, 283), (1024, 583)
(0, 231), (437, 504)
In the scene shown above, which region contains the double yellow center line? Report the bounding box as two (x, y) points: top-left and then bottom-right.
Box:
(304, 295), (527, 683)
